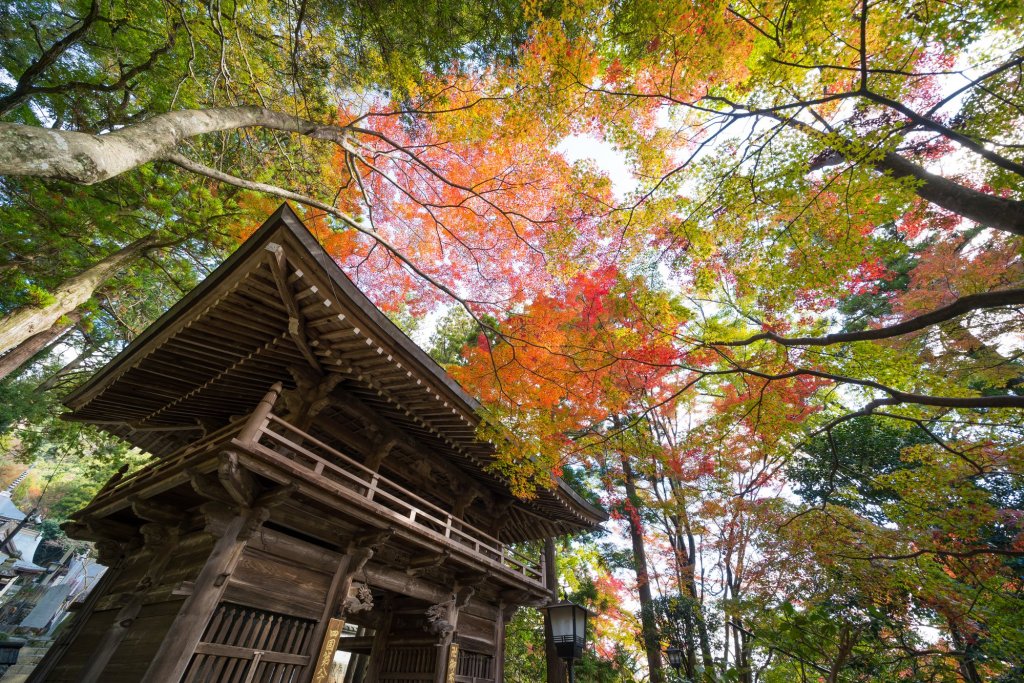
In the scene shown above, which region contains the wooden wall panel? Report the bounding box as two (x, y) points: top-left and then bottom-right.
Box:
(42, 610), (117, 682)
(455, 613), (495, 648)
(98, 600), (186, 681)
(378, 646), (436, 682)
(224, 547), (333, 620)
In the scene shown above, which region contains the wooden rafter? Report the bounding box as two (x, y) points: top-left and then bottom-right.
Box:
(265, 242), (321, 373)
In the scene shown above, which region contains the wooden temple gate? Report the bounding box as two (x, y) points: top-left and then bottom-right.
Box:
(27, 206), (606, 683)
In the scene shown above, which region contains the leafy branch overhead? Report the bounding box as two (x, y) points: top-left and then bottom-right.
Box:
(2, 0), (1023, 680)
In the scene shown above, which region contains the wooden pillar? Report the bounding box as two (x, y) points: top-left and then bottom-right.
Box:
(236, 382), (282, 446)
(364, 438), (397, 474)
(306, 552), (356, 683)
(306, 530), (392, 683)
(309, 616), (346, 683)
(79, 524), (180, 683)
(363, 601), (393, 683)
(140, 503), (266, 683)
(489, 501), (512, 539)
(430, 581), (478, 683)
(493, 601), (509, 683)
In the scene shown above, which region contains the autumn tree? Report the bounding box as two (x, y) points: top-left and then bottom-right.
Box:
(2, 1), (1023, 680)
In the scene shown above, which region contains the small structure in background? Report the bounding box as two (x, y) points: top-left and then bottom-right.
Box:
(665, 645), (684, 679)
(0, 473), (108, 683)
(22, 205), (607, 683)
(0, 472), (47, 608)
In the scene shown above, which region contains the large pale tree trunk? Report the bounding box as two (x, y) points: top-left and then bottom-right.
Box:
(0, 236), (160, 355)
(0, 311), (79, 381)
(0, 107), (348, 185)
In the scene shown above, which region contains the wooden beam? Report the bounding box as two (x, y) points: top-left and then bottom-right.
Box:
(188, 469), (235, 505)
(79, 524), (180, 683)
(406, 551), (450, 576)
(218, 451), (258, 507)
(266, 242), (321, 373)
(128, 495), (184, 525)
(140, 504), (266, 683)
(255, 481), (298, 508)
(353, 528), (395, 549)
(363, 562), (452, 605)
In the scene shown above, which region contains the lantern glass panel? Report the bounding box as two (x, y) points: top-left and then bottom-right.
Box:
(546, 602), (588, 661)
(574, 607), (587, 645)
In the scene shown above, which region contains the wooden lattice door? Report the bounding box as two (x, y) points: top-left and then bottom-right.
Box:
(378, 646), (436, 682)
(455, 649), (494, 682)
(181, 602), (316, 682)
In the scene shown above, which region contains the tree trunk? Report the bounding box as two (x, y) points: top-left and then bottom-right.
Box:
(665, 479), (715, 680)
(0, 312), (79, 381)
(621, 454), (665, 683)
(877, 152), (1024, 237)
(0, 107), (349, 185)
(800, 119), (1024, 237)
(0, 236), (160, 355)
(947, 619), (983, 683)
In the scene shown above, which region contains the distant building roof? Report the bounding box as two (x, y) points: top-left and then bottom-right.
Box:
(0, 492), (26, 522)
(12, 558), (45, 573)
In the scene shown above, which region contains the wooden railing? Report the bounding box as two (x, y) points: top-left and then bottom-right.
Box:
(82, 388), (544, 587)
(89, 417), (248, 504)
(251, 413), (544, 584)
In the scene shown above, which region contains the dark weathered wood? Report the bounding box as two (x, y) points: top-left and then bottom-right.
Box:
(364, 604), (393, 683)
(188, 469), (235, 504)
(128, 495), (184, 525)
(493, 601), (507, 683)
(219, 451), (259, 507)
(140, 505), (264, 683)
(266, 242), (321, 373)
(25, 554), (125, 683)
(406, 551), (450, 577)
(78, 525), (180, 682)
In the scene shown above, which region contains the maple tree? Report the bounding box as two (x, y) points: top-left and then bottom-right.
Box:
(2, 0), (1023, 681)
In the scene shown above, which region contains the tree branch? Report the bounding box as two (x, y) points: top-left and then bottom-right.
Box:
(0, 0), (100, 116)
(711, 288), (1024, 347)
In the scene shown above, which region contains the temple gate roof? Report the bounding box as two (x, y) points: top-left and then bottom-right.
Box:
(63, 205), (606, 541)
